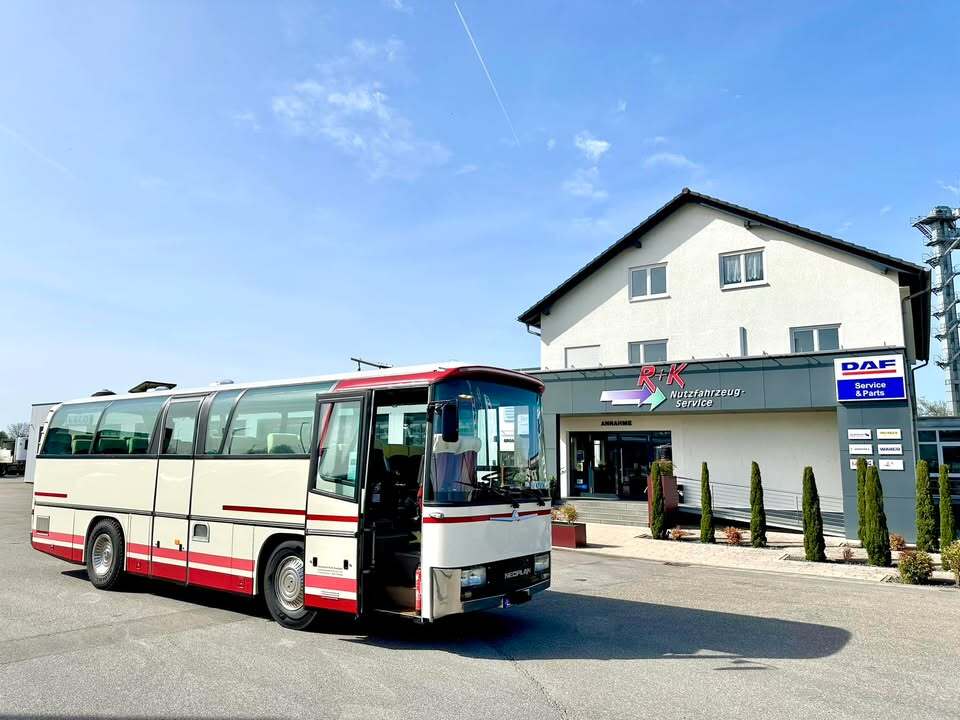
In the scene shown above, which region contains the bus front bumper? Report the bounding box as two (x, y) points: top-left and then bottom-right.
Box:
(429, 555), (551, 619)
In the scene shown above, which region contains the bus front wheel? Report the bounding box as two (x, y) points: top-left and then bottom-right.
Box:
(263, 541), (317, 630)
(86, 519), (125, 590)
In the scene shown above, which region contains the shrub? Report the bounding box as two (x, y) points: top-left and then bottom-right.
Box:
(656, 459), (674, 476)
(898, 549), (933, 585)
(941, 541), (960, 586)
(802, 466), (827, 562)
(915, 460), (937, 552)
(940, 465), (956, 567)
(749, 461), (767, 548)
(856, 458), (868, 543)
(552, 504), (578, 523)
(669, 527), (686, 541)
(862, 465), (892, 567)
(724, 526), (742, 546)
(889, 533), (906, 552)
(650, 461), (667, 539)
(700, 462), (714, 544)
(841, 546), (854, 563)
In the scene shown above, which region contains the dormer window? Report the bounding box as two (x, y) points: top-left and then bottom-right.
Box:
(629, 263), (668, 301)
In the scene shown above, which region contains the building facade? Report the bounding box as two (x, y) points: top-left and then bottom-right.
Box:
(519, 189), (931, 541)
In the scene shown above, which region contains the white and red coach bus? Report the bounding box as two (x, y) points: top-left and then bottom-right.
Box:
(31, 363), (551, 629)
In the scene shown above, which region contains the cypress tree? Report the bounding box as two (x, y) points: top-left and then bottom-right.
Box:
(700, 461), (714, 544)
(856, 458), (868, 544)
(802, 466), (826, 562)
(915, 460), (937, 552)
(749, 461), (767, 548)
(940, 463), (956, 568)
(863, 465), (891, 567)
(650, 461), (666, 539)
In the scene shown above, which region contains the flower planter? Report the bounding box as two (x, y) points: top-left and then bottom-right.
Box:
(552, 521), (587, 548)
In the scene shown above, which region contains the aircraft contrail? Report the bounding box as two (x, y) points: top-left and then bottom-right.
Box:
(453, 2), (520, 147)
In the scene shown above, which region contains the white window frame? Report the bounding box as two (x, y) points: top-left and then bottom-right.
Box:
(789, 324), (841, 353)
(628, 339), (668, 365)
(564, 345), (601, 369)
(719, 248), (766, 289)
(628, 263), (668, 302)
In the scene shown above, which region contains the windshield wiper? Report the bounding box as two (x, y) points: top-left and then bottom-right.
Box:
(507, 486), (546, 506)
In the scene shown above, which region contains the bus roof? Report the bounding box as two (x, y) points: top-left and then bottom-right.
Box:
(54, 362), (544, 407)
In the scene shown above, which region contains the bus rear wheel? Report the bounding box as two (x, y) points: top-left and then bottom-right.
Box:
(86, 519), (124, 590)
(263, 541), (317, 630)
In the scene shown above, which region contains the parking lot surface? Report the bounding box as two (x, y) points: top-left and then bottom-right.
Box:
(2, 477), (957, 720)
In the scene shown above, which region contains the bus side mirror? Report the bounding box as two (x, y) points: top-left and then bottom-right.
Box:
(441, 403), (459, 443)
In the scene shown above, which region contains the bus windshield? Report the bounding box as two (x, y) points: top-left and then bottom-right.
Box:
(427, 378), (547, 504)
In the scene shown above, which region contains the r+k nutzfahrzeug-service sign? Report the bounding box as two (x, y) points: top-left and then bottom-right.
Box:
(834, 354), (906, 402)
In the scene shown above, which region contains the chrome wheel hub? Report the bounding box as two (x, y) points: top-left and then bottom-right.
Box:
(91, 533), (113, 578)
(275, 556), (305, 614)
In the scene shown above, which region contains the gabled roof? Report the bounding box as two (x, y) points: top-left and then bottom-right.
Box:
(517, 188), (931, 361)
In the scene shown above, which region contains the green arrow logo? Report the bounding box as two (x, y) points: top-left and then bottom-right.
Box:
(643, 386), (666, 410)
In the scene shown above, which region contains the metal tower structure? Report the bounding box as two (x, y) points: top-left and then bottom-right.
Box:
(916, 206), (960, 414)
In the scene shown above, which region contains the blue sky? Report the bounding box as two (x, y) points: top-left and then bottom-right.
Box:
(1, 1), (959, 426)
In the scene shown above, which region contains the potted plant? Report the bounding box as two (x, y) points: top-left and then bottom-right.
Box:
(551, 503), (587, 548)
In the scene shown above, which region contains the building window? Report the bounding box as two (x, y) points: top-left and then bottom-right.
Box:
(720, 249), (764, 288)
(629, 263), (667, 300)
(790, 325), (840, 353)
(628, 340), (667, 364)
(565, 345), (601, 369)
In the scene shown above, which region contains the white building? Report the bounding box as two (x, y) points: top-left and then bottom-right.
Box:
(519, 189), (930, 539)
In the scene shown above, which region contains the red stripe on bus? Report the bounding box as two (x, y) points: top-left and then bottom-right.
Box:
(334, 371), (444, 389)
(151, 559), (187, 583)
(305, 514), (358, 523)
(222, 505), (306, 516)
(34, 491), (68, 498)
(32, 539), (77, 563)
(189, 567), (253, 595)
(422, 509), (551, 524)
(31, 530), (84, 544)
(152, 546), (188, 561)
(305, 574), (357, 592)
(304, 595), (358, 613)
(126, 557), (150, 576)
(187, 550), (254, 571)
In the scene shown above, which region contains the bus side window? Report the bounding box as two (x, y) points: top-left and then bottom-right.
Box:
(315, 400), (362, 499)
(203, 390), (241, 455)
(162, 400), (202, 456)
(92, 397), (166, 455)
(41, 402), (109, 456)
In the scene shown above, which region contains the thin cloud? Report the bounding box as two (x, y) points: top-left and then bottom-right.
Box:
(232, 110), (261, 132)
(453, 2), (520, 146)
(455, 163), (478, 175)
(0, 123), (73, 178)
(546, 138), (556, 151)
(644, 135), (668, 145)
(574, 131), (611, 162)
(837, 220), (854, 233)
(643, 151), (701, 171)
(880, 205), (892, 215)
(271, 38), (449, 181)
(383, 0), (411, 12)
(615, 99), (627, 113)
(563, 166), (607, 200)
(939, 180), (960, 197)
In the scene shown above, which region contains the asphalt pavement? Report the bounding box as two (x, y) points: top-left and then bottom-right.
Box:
(2, 477), (957, 720)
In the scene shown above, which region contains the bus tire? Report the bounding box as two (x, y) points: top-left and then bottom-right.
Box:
(263, 541), (316, 630)
(86, 518), (125, 590)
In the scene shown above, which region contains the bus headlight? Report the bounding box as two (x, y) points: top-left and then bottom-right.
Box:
(460, 566), (487, 588)
(534, 553), (550, 574)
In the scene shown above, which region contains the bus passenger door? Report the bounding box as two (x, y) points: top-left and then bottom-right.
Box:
(151, 397), (203, 583)
(303, 392), (371, 616)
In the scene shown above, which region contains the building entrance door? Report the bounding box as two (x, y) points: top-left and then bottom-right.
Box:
(568, 431), (671, 499)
